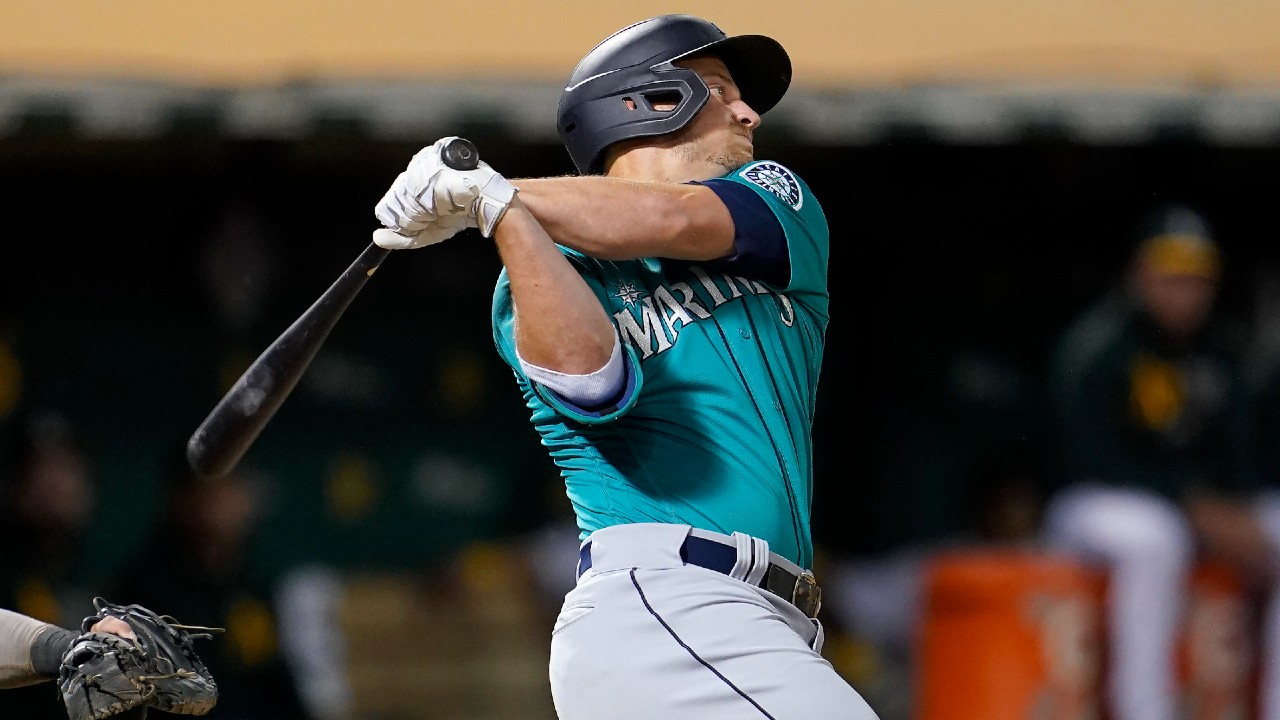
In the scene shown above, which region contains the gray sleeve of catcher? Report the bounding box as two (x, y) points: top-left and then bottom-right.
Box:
(0, 608), (55, 688)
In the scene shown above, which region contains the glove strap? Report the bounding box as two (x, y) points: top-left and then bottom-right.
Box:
(473, 175), (518, 238)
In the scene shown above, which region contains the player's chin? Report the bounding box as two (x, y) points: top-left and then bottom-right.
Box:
(713, 147), (754, 174)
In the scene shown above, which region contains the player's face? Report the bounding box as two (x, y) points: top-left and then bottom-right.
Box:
(1136, 264), (1219, 341)
(667, 57), (761, 173)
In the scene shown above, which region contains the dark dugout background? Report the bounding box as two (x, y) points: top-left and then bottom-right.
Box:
(3, 114), (1276, 572)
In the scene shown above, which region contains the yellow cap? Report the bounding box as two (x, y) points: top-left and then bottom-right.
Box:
(1138, 233), (1221, 279)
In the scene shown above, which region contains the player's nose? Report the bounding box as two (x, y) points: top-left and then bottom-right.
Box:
(731, 100), (760, 130)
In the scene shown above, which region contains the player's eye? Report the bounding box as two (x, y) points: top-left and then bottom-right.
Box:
(709, 85), (726, 98)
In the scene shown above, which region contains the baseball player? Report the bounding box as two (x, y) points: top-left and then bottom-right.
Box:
(1043, 206), (1254, 720)
(0, 608), (146, 720)
(2, 601), (222, 720)
(0, 608), (134, 690)
(372, 14), (878, 720)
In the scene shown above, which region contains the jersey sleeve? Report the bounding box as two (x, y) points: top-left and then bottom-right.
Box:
(718, 161), (829, 299)
(693, 179), (788, 287)
(492, 250), (644, 425)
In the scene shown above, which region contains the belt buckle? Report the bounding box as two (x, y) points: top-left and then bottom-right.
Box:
(791, 570), (822, 618)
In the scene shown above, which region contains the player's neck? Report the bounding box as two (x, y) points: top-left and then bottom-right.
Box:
(607, 147), (719, 184)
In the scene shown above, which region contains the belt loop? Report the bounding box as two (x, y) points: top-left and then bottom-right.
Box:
(744, 537), (770, 587)
(728, 532), (771, 587)
(728, 532), (754, 582)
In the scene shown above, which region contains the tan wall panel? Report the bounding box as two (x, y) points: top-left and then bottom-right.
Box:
(1, 0), (1278, 87)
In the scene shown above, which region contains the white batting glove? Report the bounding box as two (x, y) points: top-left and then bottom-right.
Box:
(373, 138), (458, 236)
(374, 173), (432, 236)
(371, 213), (468, 250)
(373, 136), (517, 242)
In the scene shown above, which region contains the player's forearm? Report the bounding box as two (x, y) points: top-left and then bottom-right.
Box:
(494, 199), (618, 373)
(0, 609), (71, 688)
(514, 176), (734, 261)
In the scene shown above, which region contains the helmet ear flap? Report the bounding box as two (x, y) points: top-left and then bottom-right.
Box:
(560, 68), (710, 174)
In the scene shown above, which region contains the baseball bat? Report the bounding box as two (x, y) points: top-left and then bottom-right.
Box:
(186, 137), (481, 477)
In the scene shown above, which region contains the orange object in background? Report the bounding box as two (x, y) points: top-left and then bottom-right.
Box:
(1178, 561), (1257, 720)
(917, 549), (1261, 720)
(916, 548), (1106, 720)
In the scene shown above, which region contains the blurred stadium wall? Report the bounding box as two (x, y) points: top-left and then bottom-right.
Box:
(2, 0), (1280, 144)
(2, 0), (1280, 85)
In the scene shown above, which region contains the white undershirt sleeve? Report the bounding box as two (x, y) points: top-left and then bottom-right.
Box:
(518, 335), (626, 407)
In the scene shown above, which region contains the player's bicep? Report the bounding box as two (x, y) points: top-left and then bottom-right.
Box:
(655, 183), (739, 262)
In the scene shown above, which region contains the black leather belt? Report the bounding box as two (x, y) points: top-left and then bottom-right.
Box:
(577, 534), (822, 619)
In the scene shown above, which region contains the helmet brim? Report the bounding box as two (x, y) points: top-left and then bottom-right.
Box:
(673, 34), (792, 114)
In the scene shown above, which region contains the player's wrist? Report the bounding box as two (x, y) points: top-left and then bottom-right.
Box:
(30, 625), (77, 677)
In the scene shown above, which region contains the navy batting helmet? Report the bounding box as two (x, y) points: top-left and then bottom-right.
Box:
(557, 14), (792, 175)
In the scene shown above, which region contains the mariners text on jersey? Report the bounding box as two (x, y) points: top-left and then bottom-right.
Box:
(613, 266), (796, 358)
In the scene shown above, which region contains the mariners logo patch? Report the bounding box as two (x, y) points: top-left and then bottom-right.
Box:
(741, 162), (802, 210)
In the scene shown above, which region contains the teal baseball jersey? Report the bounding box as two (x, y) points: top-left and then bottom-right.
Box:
(491, 160), (829, 567)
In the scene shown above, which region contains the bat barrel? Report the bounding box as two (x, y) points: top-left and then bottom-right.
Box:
(186, 136), (479, 477)
(186, 243), (391, 476)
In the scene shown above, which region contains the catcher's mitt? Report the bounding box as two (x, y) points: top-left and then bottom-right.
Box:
(59, 597), (223, 720)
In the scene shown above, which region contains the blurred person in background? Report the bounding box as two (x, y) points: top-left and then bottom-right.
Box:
(1041, 204), (1258, 720)
(107, 447), (315, 720)
(0, 409), (105, 719)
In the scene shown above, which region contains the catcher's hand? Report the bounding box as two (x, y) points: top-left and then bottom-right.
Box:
(58, 597), (223, 720)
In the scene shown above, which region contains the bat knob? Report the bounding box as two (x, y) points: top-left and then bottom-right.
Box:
(442, 138), (480, 171)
